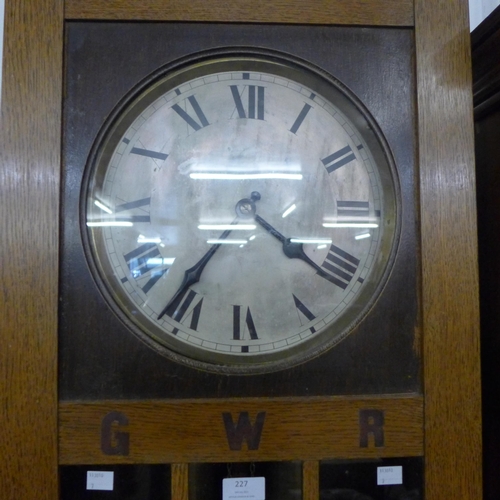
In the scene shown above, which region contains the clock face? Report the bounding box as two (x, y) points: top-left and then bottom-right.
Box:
(83, 50), (400, 373)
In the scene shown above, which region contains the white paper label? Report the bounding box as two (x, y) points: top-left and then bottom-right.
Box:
(377, 466), (403, 485)
(86, 471), (114, 491)
(223, 476), (265, 500)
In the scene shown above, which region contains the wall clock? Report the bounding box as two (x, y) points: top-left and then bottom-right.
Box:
(0, 1), (482, 499)
(82, 48), (399, 373)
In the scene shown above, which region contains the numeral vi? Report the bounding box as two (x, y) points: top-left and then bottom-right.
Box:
(233, 305), (258, 351)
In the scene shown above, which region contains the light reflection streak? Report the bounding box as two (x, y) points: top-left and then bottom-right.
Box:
(355, 233), (371, 240)
(198, 224), (256, 230)
(282, 204), (297, 218)
(207, 239), (247, 245)
(87, 221), (133, 227)
(323, 223), (378, 228)
(94, 200), (113, 214)
(190, 173), (303, 180)
(290, 238), (332, 245)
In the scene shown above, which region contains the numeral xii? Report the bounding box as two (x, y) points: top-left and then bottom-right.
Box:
(230, 85), (265, 120)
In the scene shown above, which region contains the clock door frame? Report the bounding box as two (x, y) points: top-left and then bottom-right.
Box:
(0, 1), (482, 499)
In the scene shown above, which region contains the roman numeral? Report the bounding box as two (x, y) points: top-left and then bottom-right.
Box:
(123, 242), (169, 293)
(289, 103), (312, 134)
(164, 289), (204, 332)
(337, 200), (370, 218)
(114, 197), (151, 223)
(171, 95), (210, 131)
(130, 147), (168, 161)
(293, 294), (316, 333)
(318, 244), (360, 289)
(230, 85), (265, 120)
(233, 305), (258, 345)
(322, 145), (356, 173)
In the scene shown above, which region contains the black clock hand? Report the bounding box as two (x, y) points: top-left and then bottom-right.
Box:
(157, 222), (236, 320)
(254, 214), (330, 278)
(254, 214), (286, 244)
(158, 192), (261, 321)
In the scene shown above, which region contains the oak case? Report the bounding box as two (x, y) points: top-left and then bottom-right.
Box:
(0, 0), (482, 498)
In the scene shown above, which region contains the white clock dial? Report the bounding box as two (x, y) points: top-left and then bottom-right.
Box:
(84, 52), (399, 372)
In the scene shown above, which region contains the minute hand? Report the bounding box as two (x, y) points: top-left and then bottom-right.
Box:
(157, 222), (236, 320)
(254, 214), (329, 278)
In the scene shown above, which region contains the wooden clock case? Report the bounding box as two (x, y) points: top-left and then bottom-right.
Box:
(0, 1), (482, 499)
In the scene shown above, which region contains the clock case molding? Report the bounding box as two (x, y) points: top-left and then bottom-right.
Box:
(0, 1), (481, 499)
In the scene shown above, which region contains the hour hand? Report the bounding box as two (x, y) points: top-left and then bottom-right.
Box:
(281, 238), (328, 278)
(157, 225), (234, 320)
(254, 214), (329, 278)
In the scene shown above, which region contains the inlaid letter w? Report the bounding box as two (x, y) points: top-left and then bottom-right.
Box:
(222, 411), (266, 451)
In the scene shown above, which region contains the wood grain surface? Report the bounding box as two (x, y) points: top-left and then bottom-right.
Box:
(303, 461), (319, 500)
(65, 0), (414, 26)
(59, 396), (423, 464)
(0, 0), (63, 498)
(171, 464), (189, 500)
(415, 0), (483, 498)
